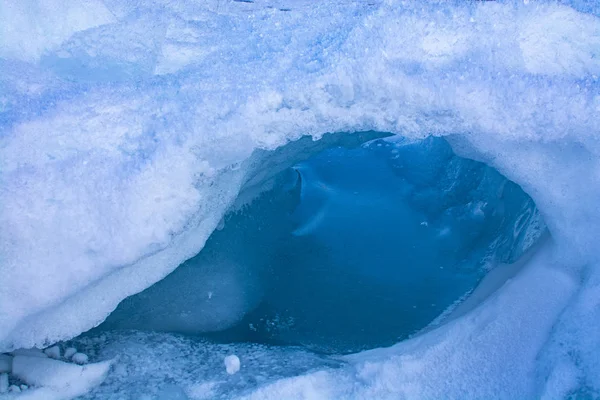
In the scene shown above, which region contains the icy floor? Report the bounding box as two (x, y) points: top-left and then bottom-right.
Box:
(0, 331), (344, 399)
(48, 331), (342, 400)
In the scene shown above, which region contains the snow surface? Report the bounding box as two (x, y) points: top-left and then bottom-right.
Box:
(1, 0), (600, 398)
(64, 331), (343, 400)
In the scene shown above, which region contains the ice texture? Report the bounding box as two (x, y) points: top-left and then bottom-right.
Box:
(1, 0), (600, 398)
(66, 331), (342, 400)
(99, 136), (542, 354)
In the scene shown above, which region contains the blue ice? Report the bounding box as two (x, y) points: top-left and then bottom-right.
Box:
(101, 135), (542, 354)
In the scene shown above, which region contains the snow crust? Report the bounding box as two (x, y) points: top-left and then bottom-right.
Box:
(2, 0), (600, 398)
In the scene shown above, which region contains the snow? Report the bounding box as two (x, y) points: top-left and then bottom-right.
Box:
(225, 355), (241, 375)
(1, 0), (600, 398)
(0, 0), (115, 62)
(11, 355), (111, 399)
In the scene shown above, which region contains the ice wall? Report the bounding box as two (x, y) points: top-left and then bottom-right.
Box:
(1, 0), (600, 397)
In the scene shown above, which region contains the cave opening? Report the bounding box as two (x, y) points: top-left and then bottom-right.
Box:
(98, 132), (545, 354)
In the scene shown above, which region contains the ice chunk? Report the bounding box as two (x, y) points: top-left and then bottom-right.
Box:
(9, 385), (20, 393)
(63, 348), (77, 360)
(44, 345), (60, 359)
(11, 355), (111, 398)
(71, 353), (88, 364)
(224, 355), (241, 375)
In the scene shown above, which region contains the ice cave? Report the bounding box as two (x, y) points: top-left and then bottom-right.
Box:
(1, 0), (600, 399)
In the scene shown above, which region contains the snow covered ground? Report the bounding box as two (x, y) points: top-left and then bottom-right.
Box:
(2, 0), (600, 398)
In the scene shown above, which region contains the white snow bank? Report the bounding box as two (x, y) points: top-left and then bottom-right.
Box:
(1, 0), (600, 397)
(10, 355), (110, 399)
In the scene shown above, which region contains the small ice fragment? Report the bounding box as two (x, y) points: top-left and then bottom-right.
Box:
(0, 373), (8, 393)
(11, 348), (47, 358)
(20, 384), (28, 391)
(72, 353), (89, 364)
(0, 354), (12, 373)
(9, 385), (20, 393)
(44, 345), (61, 359)
(420, 221), (428, 227)
(224, 355), (240, 375)
(64, 347), (77, 359)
